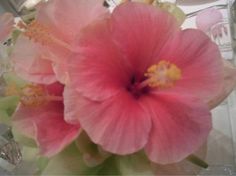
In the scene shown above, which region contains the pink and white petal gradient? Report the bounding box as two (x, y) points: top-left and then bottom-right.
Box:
(13, 83), (80, 157)
(63, 2), (223, 164)
(142, 93), (211, 164)
(68, 2), (179, 101)
(111, 2), (179, 76)
(156, 29), (223, 102)
(63, 86), (82, 125)
(208, 60), (236, 109)
(11, 36), (57, 84)
(68, 20), (131, 101)
(36, 0), (109, 43)
(12, 0), (109, 85)
(64, 86), (151, 155)
(0, 13), (14, 42)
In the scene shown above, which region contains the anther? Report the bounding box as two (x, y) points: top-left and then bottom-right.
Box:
(143, 60), (182, 89)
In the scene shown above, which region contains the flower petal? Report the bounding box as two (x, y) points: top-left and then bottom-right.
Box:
(64, 87), (151, 155)
(52, 62), (69, 84)
(11, 36), (57, 84)
(68, 20), (131, 101)
(157, 29), (223, 102)
(208, 60), (236, 109)
(36, 0), (109, 43)
(142, 93), (212, 164)
(63, 86), (81, 125)
(13, 101), (80, 157)
(13, 83), (79, 157)
(111, 2), (178, 76)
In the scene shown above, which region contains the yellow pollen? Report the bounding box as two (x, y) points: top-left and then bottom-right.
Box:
(19, 84), (62, 107)
(17, 20), (72, 50)
(144, 60), (182, 88)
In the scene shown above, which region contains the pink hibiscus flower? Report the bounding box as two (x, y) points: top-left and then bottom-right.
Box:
(11, 0), (108, 84)
(64, 2), (223, 164)
(13, 82), (80, 157)
(0, 13), (14, 42)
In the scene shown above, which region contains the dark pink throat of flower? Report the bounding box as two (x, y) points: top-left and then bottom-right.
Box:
(127, 60), (182, 98)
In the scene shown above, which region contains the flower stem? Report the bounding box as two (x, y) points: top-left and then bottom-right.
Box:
(187, 155), (208, 169)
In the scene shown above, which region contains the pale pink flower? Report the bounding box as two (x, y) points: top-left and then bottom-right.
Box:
(11, 0), (108, 84)
(64, 2), (223, 164)
(0, 13), (14, 42)
(196, 8), (227, 37)
(13, 83), (80, 157)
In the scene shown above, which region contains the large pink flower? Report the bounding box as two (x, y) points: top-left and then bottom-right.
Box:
(13, 83), (80, 157)
(0, 13), (14, 42)
(11, 0), (108, 84)
(65, 2), (223, 164)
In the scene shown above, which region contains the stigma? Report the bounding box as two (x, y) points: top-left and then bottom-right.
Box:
(144, 60), (182, 89)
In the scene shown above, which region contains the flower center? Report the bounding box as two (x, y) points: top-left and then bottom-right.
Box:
(144, 60), (182, 89)
(17, 20), (72, 51)
(127, 60), (182, 98)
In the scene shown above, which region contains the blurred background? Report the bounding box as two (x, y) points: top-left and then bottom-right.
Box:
(0, 0), (43, 16)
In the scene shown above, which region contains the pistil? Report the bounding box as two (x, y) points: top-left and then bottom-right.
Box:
(17, 20), (73, 51)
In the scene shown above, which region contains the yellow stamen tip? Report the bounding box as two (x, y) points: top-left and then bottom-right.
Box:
(22, 20), (52, 46)
(145, 60), (182, 89)
(20, 85), (48, 107)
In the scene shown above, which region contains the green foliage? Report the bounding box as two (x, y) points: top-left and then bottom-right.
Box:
(0, 96), (19, 125)
(157, 2), (186, 26)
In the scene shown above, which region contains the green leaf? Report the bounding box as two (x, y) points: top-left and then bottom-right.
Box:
(42, 143), (88, 175)
(3, 72), (27, 90)
(117, 151), (154, 175)
(0, 96), (19, 110)
(42, 143), (121, 175)
(0, 109), (9, 117)
(84, 156), (121, 175)
(12, 126), (37, 148)
(35, 157), (49, 175)
(76, 131), (111, 167)
(157, 2), (186, 26)
(0, 109), (10, 125)
(0, 96), (19, 125)
(13, 146), (45, 175)
(11, 29), (22, 45)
